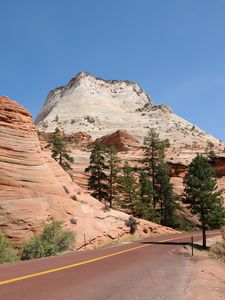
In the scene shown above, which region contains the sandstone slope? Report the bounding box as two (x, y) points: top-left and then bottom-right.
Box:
(0, 96), (175, 250)
(38, 129), (224, 207)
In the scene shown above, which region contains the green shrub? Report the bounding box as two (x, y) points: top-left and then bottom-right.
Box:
(210, 227), (225, 262)
(21, 236), (46, 260)
(176, 216), (197, 232)
(70, 217), (77, 224)
(0, 234), (18, 263)
(125, 216), (139, 234)
(21, 219), (75, 260)
(210, 242), (225, 262)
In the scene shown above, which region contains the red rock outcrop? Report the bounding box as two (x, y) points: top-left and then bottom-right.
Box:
(211, 157), (225, 178)
(67, 132), (92, 145)
(96, 129), (139, 151)
(0, 96), (175, 249)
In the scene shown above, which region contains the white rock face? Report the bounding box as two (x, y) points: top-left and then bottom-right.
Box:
(36, 72), (219, 144)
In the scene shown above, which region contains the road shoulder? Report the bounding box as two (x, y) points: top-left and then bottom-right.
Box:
(184, 255), (225, 300)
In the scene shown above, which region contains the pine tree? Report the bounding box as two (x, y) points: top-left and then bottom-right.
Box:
(184, 155), (225, 248)
(135, 170), (157, 222)
(105, 146), (120, 208)
(85, 142), (109, 203)
(48, 129), (74, 171)
(155, 163), (178, 227)
(117, 162), (139, 214)
(143, 128), (170, 208)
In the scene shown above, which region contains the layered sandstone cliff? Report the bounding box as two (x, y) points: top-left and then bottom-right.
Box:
(0, 96), (174, 249)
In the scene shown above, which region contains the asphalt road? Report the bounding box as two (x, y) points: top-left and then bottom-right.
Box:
(0, 231), (218, 300)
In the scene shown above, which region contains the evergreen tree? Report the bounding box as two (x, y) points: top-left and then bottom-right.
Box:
(105, 146), (120, 208)
(143, 128), (170, 208)
(205, 141), (217, 161)
(155, 163), (178, 227)
(184, 155), (225, 248)
(48, 129), (74, 171)
(85, 142), (109, 202)
(135, 170), (157, 222)
(117, 162), (139, 214)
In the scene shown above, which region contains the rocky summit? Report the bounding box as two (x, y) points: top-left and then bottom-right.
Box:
(35, 72), (219, 145)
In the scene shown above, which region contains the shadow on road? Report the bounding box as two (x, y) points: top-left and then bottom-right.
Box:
(141, 241), (190, 246)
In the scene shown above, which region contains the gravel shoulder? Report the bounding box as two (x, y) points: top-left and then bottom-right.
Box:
(183, 235), (225, 300)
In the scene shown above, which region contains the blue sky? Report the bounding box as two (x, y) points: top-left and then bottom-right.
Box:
(1, 0), (225, 141)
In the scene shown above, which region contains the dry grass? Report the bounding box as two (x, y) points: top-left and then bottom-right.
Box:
(210, 227), (225, 262)
(221, 226), (225, 241)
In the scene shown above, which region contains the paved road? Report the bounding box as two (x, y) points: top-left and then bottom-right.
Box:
(0, 231), (218, 300)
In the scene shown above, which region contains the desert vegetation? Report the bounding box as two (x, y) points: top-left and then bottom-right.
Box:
(210, 227), (225, 261)
(85, 128), (225, 235)
(48, 128), (74, 171)
(183, 155), (225, 248)
(0, 234), (18, 263)
(85, 129), (179, 228)
(0, 219), (75, 264)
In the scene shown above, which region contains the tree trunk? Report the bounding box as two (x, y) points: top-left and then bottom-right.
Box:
(202, 224), (207, 249)
(97, 165), (102, 202)
(109, 171), (112, 208)
(160, 199), (163, 224)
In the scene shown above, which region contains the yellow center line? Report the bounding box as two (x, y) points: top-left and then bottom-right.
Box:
(0, 232), (216, 286)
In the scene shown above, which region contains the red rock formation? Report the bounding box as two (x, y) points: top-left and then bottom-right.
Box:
(211, 157), (225, 177)
(0, 96), (35, 133)
(0, 96), (175, 249)
(169, 163), (187, 177)
(67, 132), (92, 144)
(96, 129), (139, 151)
(0, 96), (77, 243)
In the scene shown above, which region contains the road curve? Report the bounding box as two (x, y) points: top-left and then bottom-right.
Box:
(0, 231), (219, 300)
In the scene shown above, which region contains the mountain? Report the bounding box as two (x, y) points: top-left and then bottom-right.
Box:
(35, 72), (220, 145)
(0, 96), (175, 249)
(35, 72), (225, 205)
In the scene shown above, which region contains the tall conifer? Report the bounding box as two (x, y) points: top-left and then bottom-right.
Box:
(117, 162), (139, 214)
(135, 170), (157, 221)
(105, 146), (120, 208)
(155, 163), (178, 227)
(184, 155), (225, 248)
(48, 129), (74, 171)
(143, 128), (170, 208)
(85, 142), (109, 202)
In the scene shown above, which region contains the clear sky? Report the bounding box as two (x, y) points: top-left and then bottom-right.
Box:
(1, 0), (225, 141)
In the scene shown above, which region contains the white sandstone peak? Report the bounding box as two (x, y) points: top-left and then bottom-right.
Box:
(36, 72), (219, 145)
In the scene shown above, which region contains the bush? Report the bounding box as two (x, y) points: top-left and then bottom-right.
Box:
(101, 205), (110, 212)
(221, 227), (225, 241)
(176, 216), (197, 232)
(210, 227), (225, 262)
(211, 242), (225, 262)
(21, 219), (75, 260)
(70, 217), (77, 225)
(63, 186), (70, 194)
(125, 216), (139, 234)
(0, 234), (18, 263)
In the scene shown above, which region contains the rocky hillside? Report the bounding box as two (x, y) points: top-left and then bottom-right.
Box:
(35, 72), (220, 145)
(0, 96), (175, 250)
(38, 128), (225, 212)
